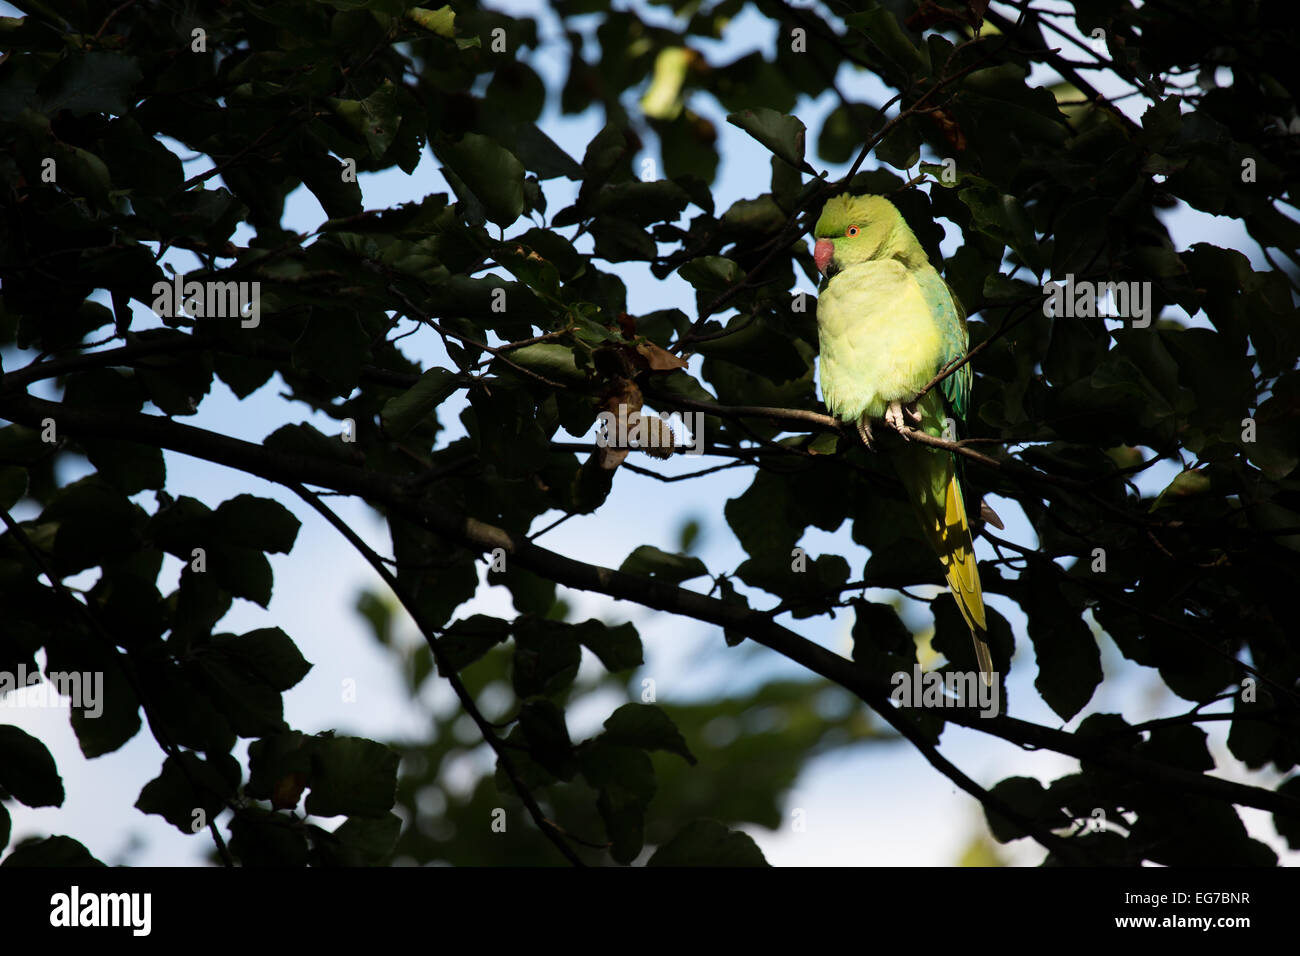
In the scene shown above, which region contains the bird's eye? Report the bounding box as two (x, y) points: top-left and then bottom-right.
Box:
(846, 225), (860, 237)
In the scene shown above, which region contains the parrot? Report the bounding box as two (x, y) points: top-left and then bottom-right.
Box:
(812, 193), (993, 685)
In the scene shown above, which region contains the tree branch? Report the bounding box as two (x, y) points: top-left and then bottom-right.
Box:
(288, 483), (586, 866)
(4, 392), (1297, 842)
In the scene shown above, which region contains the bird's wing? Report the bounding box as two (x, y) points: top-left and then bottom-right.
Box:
(913, 268), (971, 421)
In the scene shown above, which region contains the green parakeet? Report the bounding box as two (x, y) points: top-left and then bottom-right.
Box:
(812, 193), (993, 684)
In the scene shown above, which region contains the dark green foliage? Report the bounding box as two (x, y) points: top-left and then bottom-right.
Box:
(0, 0), (1297, 868)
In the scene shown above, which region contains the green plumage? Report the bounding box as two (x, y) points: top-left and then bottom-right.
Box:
(813, 194), (993, 683)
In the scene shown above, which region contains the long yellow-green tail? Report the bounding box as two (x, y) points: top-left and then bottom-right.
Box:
(888, 411), (993, 685)
(934, 469), (992, 685)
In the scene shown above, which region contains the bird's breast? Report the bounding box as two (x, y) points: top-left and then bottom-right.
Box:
(815, 261), (946, 421)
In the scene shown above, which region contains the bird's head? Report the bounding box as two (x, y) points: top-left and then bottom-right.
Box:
(812, 193), (913, 279)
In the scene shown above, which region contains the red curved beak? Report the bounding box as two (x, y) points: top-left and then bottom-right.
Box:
(813, 239), (834, 276)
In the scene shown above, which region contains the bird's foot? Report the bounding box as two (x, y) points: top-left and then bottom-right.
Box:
(884, 400), (922, 436)
(856, 416), (874, 450)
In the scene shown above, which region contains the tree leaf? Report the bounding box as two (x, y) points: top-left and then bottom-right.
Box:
(405, 5), (455, 37)
(213, 495), (301, 555)
(581, 741), (654, 864)
(381, 367), (459, 438)
(575, 619), (643, 672)
(602, 703), (696, 764)
(209, 628), (311, 692)
(0, 726), (63, 808)
(306, 736), (400, 818)
(135, 752), (239, 833)
(512, 618), (582, 698)
(437, 132), (525, 226)
(647, 819), (767, 866)
(726, 108), (809, 171)
(438, 614), (511, 671)
(1, 836), (104, 867)
(619, 545), (708, 583)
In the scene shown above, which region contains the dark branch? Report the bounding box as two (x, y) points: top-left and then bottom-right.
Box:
(3, 392), (1297, 843)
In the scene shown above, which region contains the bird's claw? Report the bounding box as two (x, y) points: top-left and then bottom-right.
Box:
(884, 400), (922, 437)
(856, 416), (874, 449)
